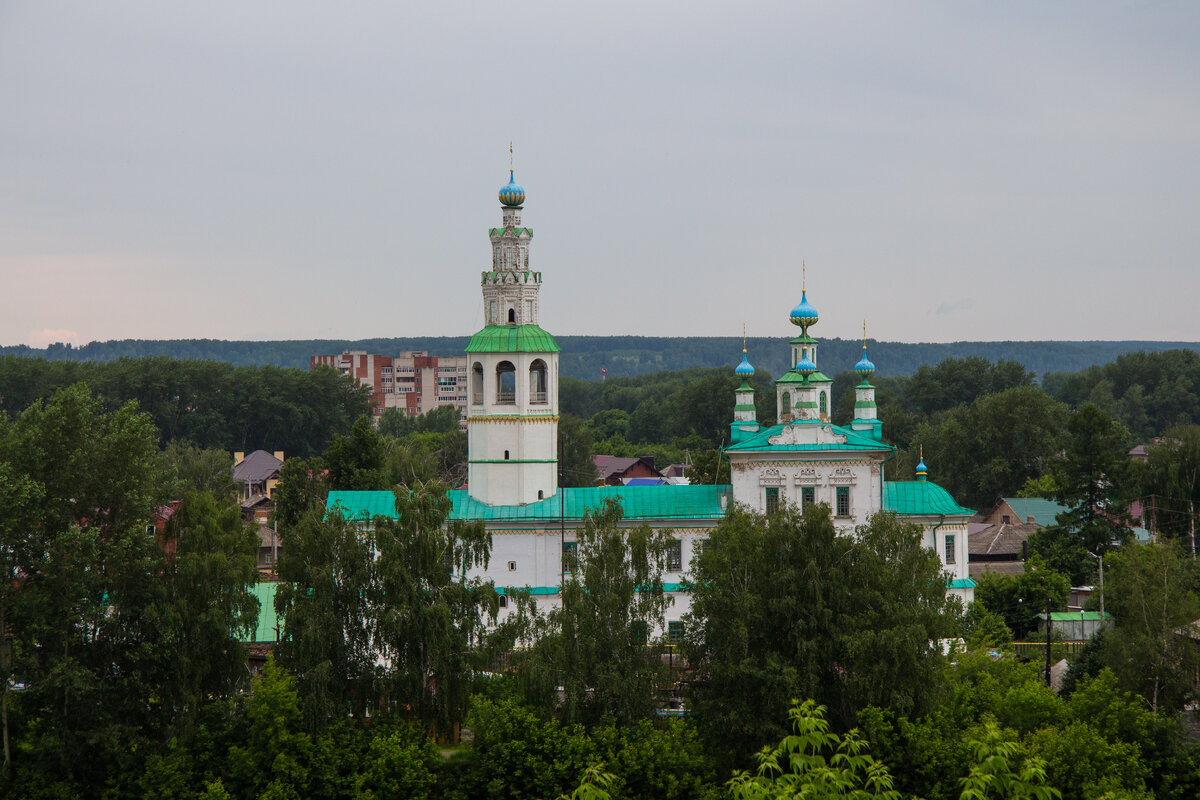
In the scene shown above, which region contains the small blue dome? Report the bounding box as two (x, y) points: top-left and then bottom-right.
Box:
(796, 355), (817, 376)
(855, 348), (875, 379)
(916, 457), (928, 480)
(499, 170), (525, 207)
(735, 351), (755, 377)
(789, 291), (819, 329)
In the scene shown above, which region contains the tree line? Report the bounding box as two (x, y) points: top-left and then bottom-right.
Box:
(5, 335), (1198, 379)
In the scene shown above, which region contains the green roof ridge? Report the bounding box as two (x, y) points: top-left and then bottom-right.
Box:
(466, 324), (561, 353)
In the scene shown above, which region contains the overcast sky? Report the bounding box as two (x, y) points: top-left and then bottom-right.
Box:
(2, 2), (1197, 349)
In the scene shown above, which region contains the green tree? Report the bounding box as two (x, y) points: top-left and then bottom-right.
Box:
(560, 412), (598, 487)
(519, 499), (674, 726)
(225, 657), (314, 800)
(684, 448), (728, 485)
(960, 722), (1060, 800)
(275, 506), (380, 728)
(1136, 424), (1200, 552)
(324, 416), (389, 490)
(155, 491), (260, 737)
(727, 700), (901, 800)
(0, 384), (165, 789)
(1101, 540), (1200, 712)
(373, 481), (513, 739)
(974, 557), (1070, 640)
(271, 455), (330, 533)
(912, 387), (1067, 511)
(683, 506), (956, 763)
(159, 441), (236, 498)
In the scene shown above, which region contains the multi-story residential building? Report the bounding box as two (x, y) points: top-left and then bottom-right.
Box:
(310, 350), (469, 423)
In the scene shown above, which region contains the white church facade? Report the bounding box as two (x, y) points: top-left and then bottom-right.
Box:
(327, 168), (976, 631)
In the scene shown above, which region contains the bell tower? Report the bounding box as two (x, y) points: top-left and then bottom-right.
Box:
(465, 157), (561, 506)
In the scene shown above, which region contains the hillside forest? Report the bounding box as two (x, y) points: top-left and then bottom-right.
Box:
(2, 348), (1200, 798)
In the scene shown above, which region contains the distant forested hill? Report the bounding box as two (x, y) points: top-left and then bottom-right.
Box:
(3, 336), (1198, 381)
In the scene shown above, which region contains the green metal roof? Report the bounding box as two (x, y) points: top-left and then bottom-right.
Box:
(496, 582), (687, 596)
(776, 369), (832, 384)
(465, 324), (560, 353)
(884, 481), (974, 517)
(249, 582), (280, 643)
(1001, 497), (1068, 527)
(949, 578), (978, 589)
(1036, 612), (1111, 622)
(725, 421), (893, 453)
(327, 485), (730, 524)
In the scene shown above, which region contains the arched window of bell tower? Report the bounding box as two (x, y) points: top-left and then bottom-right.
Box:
(496, 361), (516, 405)
(820, 391), (827, 416)
(782, 392), (791, 416)
(507, 307), (516, 324)
(529, 359), (547, 405)
(471, 362), (484, 406)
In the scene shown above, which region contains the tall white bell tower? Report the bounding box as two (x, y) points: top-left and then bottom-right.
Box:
(465, 161), (560, 506)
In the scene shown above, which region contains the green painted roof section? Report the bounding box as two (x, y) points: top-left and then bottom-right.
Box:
(249, 582), (280, 643)
(1037, 611), (1111, 622)
(725, 421), (893, 453)
(949, 578), (978, 589)
(466, 324), (560, 353)
(1001, 497), (1068, 527)
(327, 485), (731, 524)
(776, 370), (832, 384)
(789, 333), (818, 344)
(497, 582), (687, 596)
(884, 481), (974, 516)
(488, 227), (533, 236)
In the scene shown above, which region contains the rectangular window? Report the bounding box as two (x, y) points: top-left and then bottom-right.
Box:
(945, 534), (956, 565)
(801, 486), (815, 509)
(696, 538), (710, 556)
(765, 486), (780, 514)
(562, 541), (578, 572)
(525, 299), (534, 321)
(836, 486), (850, 517)
(667, 621), (684, 645)
(489, 300), (497, 324)
(631, 620), (648, 647)
(667, 539), (682, 571)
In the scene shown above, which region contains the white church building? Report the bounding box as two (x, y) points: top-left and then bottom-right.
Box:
(326, 168), (976, 632)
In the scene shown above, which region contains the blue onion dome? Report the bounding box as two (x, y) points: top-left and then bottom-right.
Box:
(796, 354), (817, 377)
(855, 347), (876, 379)
(789, 291), (819, 329)
(916, 456), (928, 481)
(735, 350), (755, 378)
(498, 170), (525, 207)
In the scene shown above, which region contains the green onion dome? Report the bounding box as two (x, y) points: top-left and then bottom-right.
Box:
(499, 170), (525, 207)
(789, 291), (819, 329)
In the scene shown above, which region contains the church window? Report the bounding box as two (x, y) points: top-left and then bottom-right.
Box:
(631, 620), (648, 646)
(529, 359), (548, 404)
(488, 301), (497, 324)
(471, 362), (484, 405)
(836, 486), (850, 517)
(526, 299), (534, 321)
(781, 392), (791, 416)
(507, 307), (516, 324)
(667, 621), (684, 645)
(820, 392), (827, 415)
(504, 450), (510, 460)
(945, 534), (956, 564)
(496, 361), (516, 404)
(667, 539), (682, 571)
(801, 486), (815, 510)
(562, 541), (578, 573)
(765, 487), (779, 514)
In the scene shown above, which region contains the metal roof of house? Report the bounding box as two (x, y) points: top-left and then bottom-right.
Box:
(249, 582), (280, 643)
(884, 481), (975, 517)
(233, 450), (283, 483)
(969, 521), (1039, 557)
(326, 484), (731, 524)
(1000, 497), (1067, 527)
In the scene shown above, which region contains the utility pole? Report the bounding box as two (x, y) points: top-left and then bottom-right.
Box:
(1045, 595), (1053, 687)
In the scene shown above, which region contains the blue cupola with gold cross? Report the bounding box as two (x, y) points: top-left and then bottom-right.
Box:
(731, 339), (759, 444)
(776, 263), (834, 423)
(498, 170), (526, 208)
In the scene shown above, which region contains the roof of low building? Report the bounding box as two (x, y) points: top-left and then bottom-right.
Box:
(883, 481), (974, 517)
(233, 450), (283, 483)
(248, 582), (280, 643)
(969, 521), (1039, 557)
(999, 497), (1067, 527)
(593, 455), (659, 481)
(725, 420), (892, 454)
(326, 484), (731, 524)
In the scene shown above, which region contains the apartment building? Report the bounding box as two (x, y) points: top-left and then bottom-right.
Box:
(309, 350), (468, 423)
